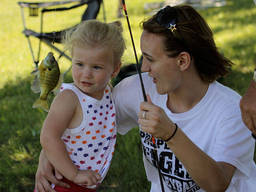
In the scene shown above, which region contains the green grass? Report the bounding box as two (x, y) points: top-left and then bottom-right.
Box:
(0, 0), (255, 191)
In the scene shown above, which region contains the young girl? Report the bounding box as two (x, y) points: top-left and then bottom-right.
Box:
(39, 20), (125, 191)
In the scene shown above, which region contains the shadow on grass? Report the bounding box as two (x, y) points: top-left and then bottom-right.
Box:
(100, 128), (150, 192)
(202, 0), (255, 21)
(0, 75), (150, 192)
(0, 68), (254, 191)
(222, 34), (256, 70)
(0, 77), (44, 191)
(218, 68), (253, 95)
(199, 0), (256, 71)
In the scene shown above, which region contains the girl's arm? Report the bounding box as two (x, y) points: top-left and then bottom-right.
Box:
(35, 150), (70, 192)
(40, 90), (79, 181)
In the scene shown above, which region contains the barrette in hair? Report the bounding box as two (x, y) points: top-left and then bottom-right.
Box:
(156, 6), (178, 33)
(168, 22), (177, 32)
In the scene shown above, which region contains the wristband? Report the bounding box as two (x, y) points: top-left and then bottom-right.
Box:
(164, 123), (178, 142)
(253, 69), (256, 83)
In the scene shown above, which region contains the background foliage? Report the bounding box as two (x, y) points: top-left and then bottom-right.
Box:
(0, 0), (255, 191)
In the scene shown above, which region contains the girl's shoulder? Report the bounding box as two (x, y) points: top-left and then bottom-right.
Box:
(50, 88), (79, 113)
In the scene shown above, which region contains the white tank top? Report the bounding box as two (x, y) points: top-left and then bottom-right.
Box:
(60, 83), (116, 182)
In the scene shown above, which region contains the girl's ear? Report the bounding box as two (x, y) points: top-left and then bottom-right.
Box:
(177, 52), (191, 71)
(111, 61), (121, 78)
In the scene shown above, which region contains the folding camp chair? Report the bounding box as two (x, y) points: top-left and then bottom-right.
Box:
(18, 0), (105, 69)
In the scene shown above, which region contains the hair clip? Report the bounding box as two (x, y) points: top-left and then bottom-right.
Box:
(156, 6), (178, 33)
(168, 22), (177, 32)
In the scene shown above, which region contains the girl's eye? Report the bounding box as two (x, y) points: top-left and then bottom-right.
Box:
(93, 66), (102, 70)
(75, 63), (83, 67)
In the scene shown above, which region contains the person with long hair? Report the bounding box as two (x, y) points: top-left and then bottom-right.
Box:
(114, 5), (256, 191)
(35, 5), (256, 192)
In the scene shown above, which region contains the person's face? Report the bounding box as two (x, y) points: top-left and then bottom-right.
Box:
(72, 45), (120, 100)
(140, 31), (181, 95)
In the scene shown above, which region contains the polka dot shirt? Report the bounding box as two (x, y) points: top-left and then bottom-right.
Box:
(60, 83), (116, 182)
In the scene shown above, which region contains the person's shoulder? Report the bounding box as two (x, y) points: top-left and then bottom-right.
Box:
(46, 89), (79, 127)
(112, 73), (147, 104)
(114, 73), (152, 90)
(58, 88), (77, 99)
(210, 81), (241, 115)
(60, 83), (76, 92)
(213, 81), (241, 103)
(51, 88), (79, 111)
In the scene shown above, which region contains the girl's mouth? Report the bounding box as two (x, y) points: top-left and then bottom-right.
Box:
(81, 81), (93, 87)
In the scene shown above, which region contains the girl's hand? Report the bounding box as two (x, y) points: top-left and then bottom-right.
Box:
(138, 95), (176, 141)
(35, 151), (69, 192)
(73, 170), (101, 186)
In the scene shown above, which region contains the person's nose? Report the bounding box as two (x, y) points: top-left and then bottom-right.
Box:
(82, 67), (93, 79)
(141, 59), (150, 72)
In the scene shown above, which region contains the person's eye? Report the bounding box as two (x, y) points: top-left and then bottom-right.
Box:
(93, 66), (103, 70)
(146, 57), (154, 62)
(75, 62), (83, 67)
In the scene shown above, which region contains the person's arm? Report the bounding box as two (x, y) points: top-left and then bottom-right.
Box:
(40, 90), (79, 181)
(165, 127), (235, 192)
(139, 95), (236, 192)
(35, 150), (70, 192)
(112, 75), (142, 135)
(40, 90), (101, 185)
(167, 129), (236, 191)
(240, 69), (256, 137)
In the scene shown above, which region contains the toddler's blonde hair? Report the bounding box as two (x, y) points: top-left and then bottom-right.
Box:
(64, 20), (126, 65)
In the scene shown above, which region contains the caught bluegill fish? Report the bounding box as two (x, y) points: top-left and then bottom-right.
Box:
(31, 52), (61, 112)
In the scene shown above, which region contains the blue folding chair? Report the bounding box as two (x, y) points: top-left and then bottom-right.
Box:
(18, 0), (105, 68)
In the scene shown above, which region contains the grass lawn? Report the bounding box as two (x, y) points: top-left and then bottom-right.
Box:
(0, 0), (255, 191)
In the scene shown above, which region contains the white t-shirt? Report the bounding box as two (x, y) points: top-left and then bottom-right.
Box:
(113, 73), (256, 192)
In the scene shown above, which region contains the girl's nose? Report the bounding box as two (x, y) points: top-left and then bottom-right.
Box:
(82, 68), (92, 78)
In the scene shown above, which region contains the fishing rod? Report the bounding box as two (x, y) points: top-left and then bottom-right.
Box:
(120, 1), (165, 191)
(121, 0), (147, 101)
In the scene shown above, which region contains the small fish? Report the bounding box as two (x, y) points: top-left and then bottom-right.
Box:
(32, 52), (61, 112)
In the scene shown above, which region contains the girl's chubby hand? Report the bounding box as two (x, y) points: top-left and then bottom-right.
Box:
(72, 170), (102, 186)
(35, 151), (70, 192)
(138, 95), (176, 141)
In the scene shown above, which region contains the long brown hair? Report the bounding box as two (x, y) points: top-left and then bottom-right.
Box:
(142, 5), (232, 83)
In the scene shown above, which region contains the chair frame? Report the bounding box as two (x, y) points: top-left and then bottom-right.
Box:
(18, 0), (105, 68)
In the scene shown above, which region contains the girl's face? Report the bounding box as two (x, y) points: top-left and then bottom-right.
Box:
(72, 45), (120, 100)
(140, 31), (182, 95)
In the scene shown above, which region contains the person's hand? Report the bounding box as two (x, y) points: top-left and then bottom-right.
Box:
(35, 151), (70, 192)
(73, 170), (101, 186)
(240, 80), (256, 135)
(138, 95), (176, 140)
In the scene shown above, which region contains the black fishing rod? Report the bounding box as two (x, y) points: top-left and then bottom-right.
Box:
(121, 0), (147, 101)
(120, 1), (165, 191)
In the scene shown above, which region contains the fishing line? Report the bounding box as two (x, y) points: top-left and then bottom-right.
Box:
(121, 1), (165, 191)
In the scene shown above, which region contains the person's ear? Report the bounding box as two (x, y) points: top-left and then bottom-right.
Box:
(177, 52), (191, 71)
(111, 61), (121, 78)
